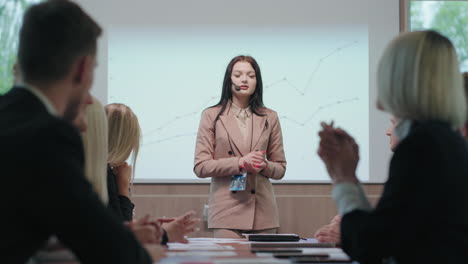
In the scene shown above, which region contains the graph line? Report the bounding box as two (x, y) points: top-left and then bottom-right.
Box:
(143, 132), (197, 146)
(303, 41), (359, 95)
(142, 96), (217, 137)
(264, 41), (359, 96)
(279, 97), (359, 127)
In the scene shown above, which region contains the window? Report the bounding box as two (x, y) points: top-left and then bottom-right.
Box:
(0, 0), (42, 94)
(409, 1), (468, 71)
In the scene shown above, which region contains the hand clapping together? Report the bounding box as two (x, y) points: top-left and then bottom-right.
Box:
(317, 122), (359, 184)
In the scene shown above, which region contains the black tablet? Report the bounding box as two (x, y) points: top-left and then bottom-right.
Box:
(247, 234), (301, 242)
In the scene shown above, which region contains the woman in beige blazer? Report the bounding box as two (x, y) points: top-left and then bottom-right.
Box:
(194, 55), (287, 238)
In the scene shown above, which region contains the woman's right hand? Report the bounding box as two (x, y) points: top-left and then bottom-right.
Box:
(317, 122), (359, 184)
(160, 210), (200, 243)
(314, 215), (341, 244)
(125, 215), (164, 245)
(113, 162), (132, 197)
(239, 151), (266, 174)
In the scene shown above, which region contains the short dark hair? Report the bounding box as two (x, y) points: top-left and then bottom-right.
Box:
(18, 0), (102, 83)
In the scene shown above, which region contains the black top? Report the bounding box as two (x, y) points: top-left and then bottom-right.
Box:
(0, 87), (151, 264)
(107, 165), (169, 244)
(107, 165), (134, 222)
(341, 121), (468, 264)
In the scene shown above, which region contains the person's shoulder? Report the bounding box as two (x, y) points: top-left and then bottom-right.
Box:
(393, 122), (435, 152)
(7, 108), (81, 151)
(0, 91), (78, 142)
(204, 105), (222, 113)
(415, 120), (456, 133)
(0, 107), (83, 179)
(391, 120), (458, 165)
(406, 120), (460, 147)
(260, 107), (279, 119)
(0, 86), (38, 112)
(38, 116), (82, 149)
(202, 105), (222, 118)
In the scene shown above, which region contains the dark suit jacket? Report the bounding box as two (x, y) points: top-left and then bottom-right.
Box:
(0, 87), (151, 264)
(341, 121), (468, 264)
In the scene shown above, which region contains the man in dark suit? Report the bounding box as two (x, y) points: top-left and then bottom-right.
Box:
(0, 1), (161, 263)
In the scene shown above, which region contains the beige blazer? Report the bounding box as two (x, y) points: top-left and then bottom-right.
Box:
(194, 104), (286, 230)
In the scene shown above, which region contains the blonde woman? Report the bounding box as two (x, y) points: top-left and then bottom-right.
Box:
(105, 103), (200, 243)
(318, 30), (468, 263)
(105, 103), (141, 222)
(85, 99), (165, 247)
(81, 97), (109, 203)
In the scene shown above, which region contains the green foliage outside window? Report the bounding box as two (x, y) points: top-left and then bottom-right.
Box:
(410, 1), (468, 71)
(0, 0), (41, 95)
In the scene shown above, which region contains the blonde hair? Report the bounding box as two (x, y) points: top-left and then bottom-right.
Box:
(105, 103), (141, 179)
(82, 97), (109, 203)
(377, 30), (467, 128)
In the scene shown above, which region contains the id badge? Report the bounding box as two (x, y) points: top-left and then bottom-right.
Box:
(230, 172), (247, 191)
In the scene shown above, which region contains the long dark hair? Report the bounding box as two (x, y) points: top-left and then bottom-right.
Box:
(211, 55), (266, 123)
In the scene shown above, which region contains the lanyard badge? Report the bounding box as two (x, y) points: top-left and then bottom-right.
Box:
(230, 172), (247, 191)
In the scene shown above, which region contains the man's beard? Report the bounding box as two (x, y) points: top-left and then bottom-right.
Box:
(63, 99), (81, 123)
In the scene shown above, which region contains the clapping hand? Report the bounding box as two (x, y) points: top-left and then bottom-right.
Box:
(317, 122), (359, 184)
(160, 210), (200, 243)
(125, 215), (164, 244)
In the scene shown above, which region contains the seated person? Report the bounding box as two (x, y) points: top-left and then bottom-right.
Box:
(316, 71), (468, 245)
(82, 98), (167, 244)
(105, 103), (200, 243)
(314, 116), (400, 244)
(1, 1), (160, 262)
(317, 30), (468, 263)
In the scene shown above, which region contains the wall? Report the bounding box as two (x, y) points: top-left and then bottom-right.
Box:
(132, 183), (383, 237)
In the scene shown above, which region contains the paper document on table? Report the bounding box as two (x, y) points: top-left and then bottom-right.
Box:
(213, 258), (291, 264)
(248, 241), (335, 247)
(166, 251), (237, 257)
(299, 248), (351, 262)
(187, 237), (245, 244)
(159, 256), (213, 264)
(328, 252), (352, 261)
(301, 248), (343, 254)
(168, 243), (235, 251)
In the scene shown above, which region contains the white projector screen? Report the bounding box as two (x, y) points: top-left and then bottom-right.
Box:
(77, 0), (400, 183)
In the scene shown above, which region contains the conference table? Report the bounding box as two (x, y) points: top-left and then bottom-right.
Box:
(160, 237), (354, 264)
(31, 237), (353, 264)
